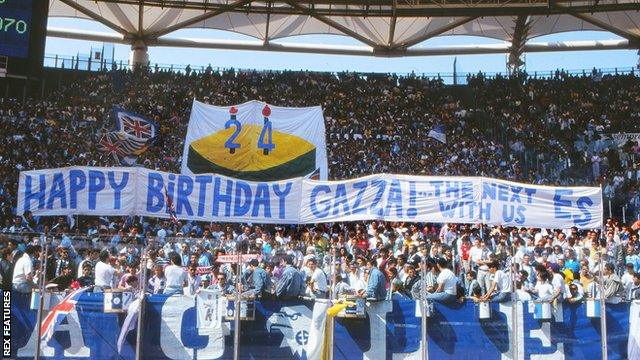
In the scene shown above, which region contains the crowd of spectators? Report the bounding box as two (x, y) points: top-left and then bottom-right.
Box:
(0, 66), (640, 305)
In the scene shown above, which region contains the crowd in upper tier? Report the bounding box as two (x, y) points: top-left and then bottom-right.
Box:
(0, 66), (639, 303)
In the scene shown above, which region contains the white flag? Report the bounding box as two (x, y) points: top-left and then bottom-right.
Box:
(196, 289), (224, 329)
(181, 100), (328, 181)
(306, 299), (332, 360)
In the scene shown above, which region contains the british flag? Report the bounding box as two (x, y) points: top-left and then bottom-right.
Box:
(98, 132), (126, 160)
(40, 286), (92, 343)
(113, 107), (158, 141)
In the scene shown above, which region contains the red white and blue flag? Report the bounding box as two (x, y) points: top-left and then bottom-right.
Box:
(40, 286), (92, 343)
(164, 186), (179, 225)
(114, 107), (158, 140)
(98, 107), (158, 165)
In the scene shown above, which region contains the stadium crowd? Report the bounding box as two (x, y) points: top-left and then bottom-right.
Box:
(0, 66), (640, 305)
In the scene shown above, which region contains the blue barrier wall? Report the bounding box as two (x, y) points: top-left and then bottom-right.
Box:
(9, 292), (634, 359)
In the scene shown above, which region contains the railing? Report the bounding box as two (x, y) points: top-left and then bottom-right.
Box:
(41, 53), (638, 83)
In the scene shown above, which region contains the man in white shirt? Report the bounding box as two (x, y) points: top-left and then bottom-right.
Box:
(94, 251), (119, 291)
(482, 261), (512, 303)
(12, 245), (39, 293)
(470, 239), (491, 294)
(425, 258), (458, 304)
(306, 258), (328, 298)
(164, 253), (188, 295)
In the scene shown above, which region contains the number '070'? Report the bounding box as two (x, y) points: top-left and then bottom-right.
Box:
(0, 18), (28, 34)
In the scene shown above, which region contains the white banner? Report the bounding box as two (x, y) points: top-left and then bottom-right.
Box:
(17, 167), (603, 229)
(181, 100), (328, 180)
(610, 133), (640, 143)
(196, 289), (225, 329)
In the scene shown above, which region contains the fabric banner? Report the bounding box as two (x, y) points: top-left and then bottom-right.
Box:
(17, 167), (603, 228)
(610, 133), (640, 143)
(196, 289), (224, 329)
(9, 292), (634, 359)
(181, 100), (328, 181)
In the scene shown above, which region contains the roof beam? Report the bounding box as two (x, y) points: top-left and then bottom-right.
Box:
(57, 0), (132, 36)
(83, 0), (640, 17)
(48, 27), (634, 56)
(567, 11), (640, 45)
(145, 0), (254, 39)
(388, 0), (397, 47)
(508, 15), (532, 71)
(285, 1), (381, 48)
(264, 1), (272, 45)
(393, 16), (477, 49)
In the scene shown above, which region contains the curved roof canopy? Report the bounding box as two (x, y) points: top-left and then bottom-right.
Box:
(48, 0), (640, 57)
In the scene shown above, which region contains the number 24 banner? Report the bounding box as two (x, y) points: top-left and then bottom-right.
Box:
(181, 100), (328, 181)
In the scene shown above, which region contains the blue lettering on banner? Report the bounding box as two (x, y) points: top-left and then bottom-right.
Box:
(46, 173), (67, 210)
(554, 189), (573, 219)
(23, 174), (47, 213)
(147, 173), (164, 213)
(213, 178), (233, 217)
(574, 196), (593, 226)
(88, 170), (106, 210)
(310, 185), (331, 218)
(108, 172), (129, 210)
(369, 179), (386, 217)
(332, 184), (350, 216)
(69, 170), (86, 209)
(194, 175), (212, 217)
(351, 181), (368, 215)
(17, 168), (602, 228)
(252, 184), (271, 218)
(176, 176), (194, 216)
(272, 183), (292, 219)
(233, 181), (252, 217)
(384, 180), (403, 217)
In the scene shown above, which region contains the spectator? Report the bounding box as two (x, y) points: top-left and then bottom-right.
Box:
(12, 245), (39, 293)
(359, 258), (386, 300)
(148, 264), (166, 294)
(425, 258), (458, 304)
(94, 250), (118, 291)
(164, 252), (188, 295)
(276, 256), (304, 300)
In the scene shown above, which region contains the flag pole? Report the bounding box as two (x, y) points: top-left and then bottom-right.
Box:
(135, 243), (147, 360)
(599, 183), (608, 360)
(34, 236), (50, 360)
(510, 238), (518, 360)
(233, 243), (242, 360)
(421, 252), (428, 360)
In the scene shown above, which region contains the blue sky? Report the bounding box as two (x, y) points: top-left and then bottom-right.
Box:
(45, 17), (638, 78)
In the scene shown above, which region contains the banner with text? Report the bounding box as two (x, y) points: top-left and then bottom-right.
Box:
(17, 167), (603, 228)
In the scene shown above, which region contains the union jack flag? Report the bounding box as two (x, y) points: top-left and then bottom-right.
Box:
(113, 107), (158, 141)
(98, 132), (126, 160)
(40, 286), (92, 343)
(164, 186), (179, 225)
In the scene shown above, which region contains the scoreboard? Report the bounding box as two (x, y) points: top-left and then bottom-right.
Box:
(0, 0), (33, 58)
(0, 0), (48, 75)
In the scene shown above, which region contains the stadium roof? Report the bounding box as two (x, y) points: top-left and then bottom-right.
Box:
(48, 0), (640, 59)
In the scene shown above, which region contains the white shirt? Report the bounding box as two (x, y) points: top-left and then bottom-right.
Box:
(535, 282), (554, 300)
(12, 253), (33, 285)
(165, 264), (188, 290)
(551, 273), (565, 298)
(493, 270), (512, 293)
(95, 261), (116, 287)
(437, 268), (458, 295)
(311, 268), (328, 292)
